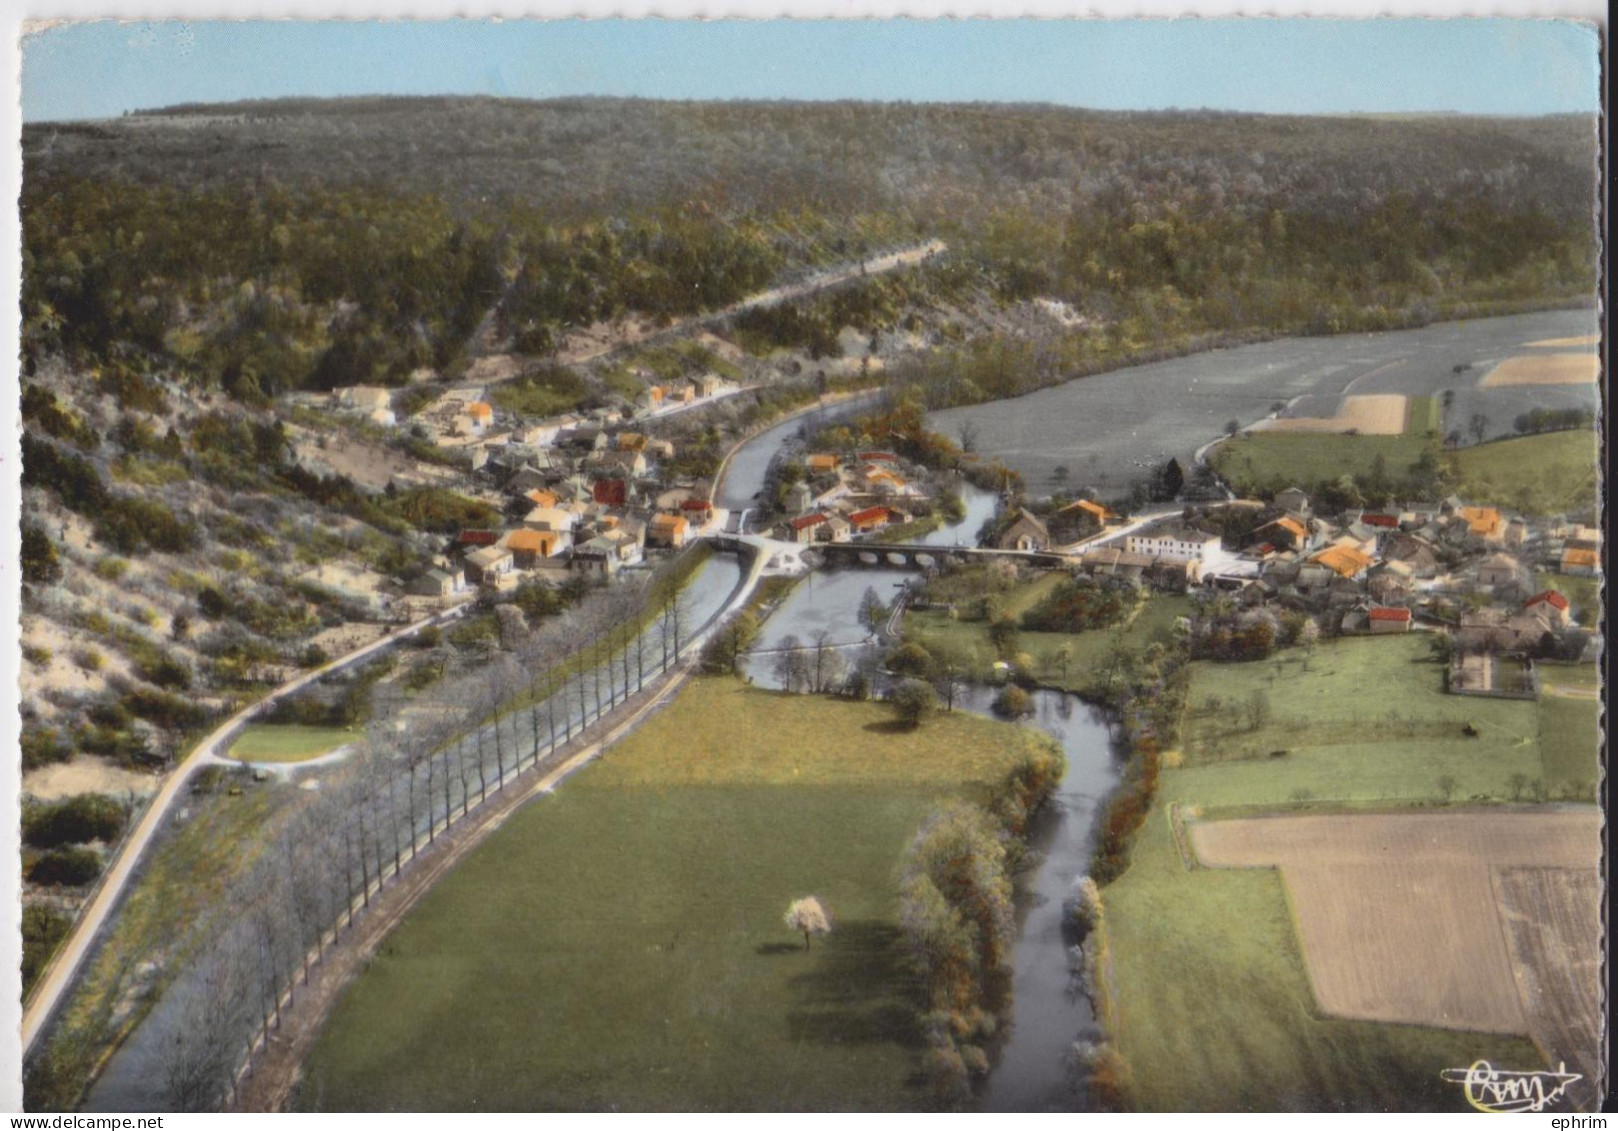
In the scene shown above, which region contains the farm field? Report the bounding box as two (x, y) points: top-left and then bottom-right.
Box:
(299, 678), (1052, 1111)
(227, 724), (356, 764)
(1258, 393), (1408, 434)
(929, 309), (1597, 498)
(1480, 353), (1600, 386)
(1093, 634), (1603, 1111)
(1446, 430), (1601, 515)
(1189, 810), (1601, 1033)
(1494, 868), (1606, 1109)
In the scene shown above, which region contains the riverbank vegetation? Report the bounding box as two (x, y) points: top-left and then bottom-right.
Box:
(299, 676), (1057, 1110)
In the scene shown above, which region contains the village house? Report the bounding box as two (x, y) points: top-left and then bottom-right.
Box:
(1274, 487), (1311, 516)
(1523, 590), (1572, 630)
(464, 545), (516, 588)
(787, 513), (828, 544)
(1126, 524), (1219, 564)
(407, 566), (464, 600)
(1561, 545), (1600, 577)
(1475, 552), (1526, 591)
(571, 537), (621, 577)
(1456, 505), (1505, 542)
(996, 509), (1051, 553)
(333, 385), (396, 426)
(503, 529), (564, 569)
(819, 513), (853, 543)
(785, 481), (815, 514)
(1308, 543), (1374, 581)
(1384, 533), (1441, 577)
(648, 513), (690, 549)
(1252, 516), (1313, 554)
(679, 498), (717, 532)
(1367, 606), (1413, 634)
(806, 453), (840, 475)
(849, 505), (902, 536)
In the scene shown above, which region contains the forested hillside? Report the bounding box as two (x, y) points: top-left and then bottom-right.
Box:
(23, 98), (1599, 394)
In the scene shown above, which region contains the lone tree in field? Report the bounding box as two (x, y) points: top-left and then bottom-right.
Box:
(784, 896), (833, 950)
(890, 678), (938, 728)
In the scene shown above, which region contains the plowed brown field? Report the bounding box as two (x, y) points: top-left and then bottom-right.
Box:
(1190, 809), (1601, 1044)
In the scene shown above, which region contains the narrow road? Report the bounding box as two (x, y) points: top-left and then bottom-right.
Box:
(21, 601), (475, 1055)
(553, 240), (947, 368)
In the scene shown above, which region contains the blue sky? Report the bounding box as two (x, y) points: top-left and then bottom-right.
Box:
(21, 18), (1603, 122)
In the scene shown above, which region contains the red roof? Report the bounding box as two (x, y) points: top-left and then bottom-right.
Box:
(1525, 590), (1570, 611)
(1368, 607), (1412, 622)
(1362, 513), (1399, 528)
(456, 530), (500, 546)
(789, 513), (828, 531)
(848, 506), (890, 527)
(592, 479), (627, 506)
(680, 498), (714, 512)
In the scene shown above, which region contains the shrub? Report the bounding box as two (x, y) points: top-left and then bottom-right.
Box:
(22, 643), (53, 667)
(21, 523), (63, 584)
(992, 685), (1030, 718)
(21, 726), (72, 770)
(23, 793), (128, 849)
(27, 846), (104, 887)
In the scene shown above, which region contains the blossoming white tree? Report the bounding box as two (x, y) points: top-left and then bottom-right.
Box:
(783, 896), (833, 951)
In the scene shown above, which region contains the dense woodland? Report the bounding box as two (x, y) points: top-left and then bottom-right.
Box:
(23, 98), (1599, 404)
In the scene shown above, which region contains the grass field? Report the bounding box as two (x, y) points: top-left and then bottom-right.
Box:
(227, 724), (356, 764)
(905, 579), (1191, 690)
(1446, 430), (1600, 515)
(1093, 634), (1600, 1111)
(1210, 432), (1432, 497)
(299, 678), (1051, 1111)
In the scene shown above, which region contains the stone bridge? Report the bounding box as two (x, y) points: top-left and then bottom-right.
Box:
(813, 542), (1071, 572)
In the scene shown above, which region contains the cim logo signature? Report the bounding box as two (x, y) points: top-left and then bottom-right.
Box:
(1440, 1060), (1583, 1113)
